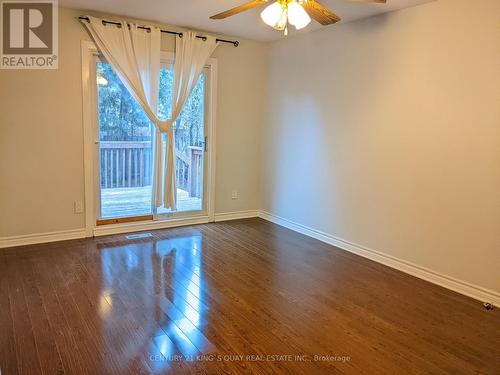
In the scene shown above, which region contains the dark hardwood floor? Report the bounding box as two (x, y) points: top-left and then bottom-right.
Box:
(1, 218), (498, 374)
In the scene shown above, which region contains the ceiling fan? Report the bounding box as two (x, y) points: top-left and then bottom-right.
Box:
(210, 0), (387, 35)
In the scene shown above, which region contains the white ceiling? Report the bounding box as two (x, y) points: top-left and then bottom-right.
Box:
(60, 0), (434, 42)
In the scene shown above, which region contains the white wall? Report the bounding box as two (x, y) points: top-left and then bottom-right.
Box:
(0, 7), (268, 237)
(262, 0), (500, 294)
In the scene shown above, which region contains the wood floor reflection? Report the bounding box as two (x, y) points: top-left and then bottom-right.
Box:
(1, 218), (498, 374)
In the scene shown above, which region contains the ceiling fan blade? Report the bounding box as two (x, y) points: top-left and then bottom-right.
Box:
(301, 0), (341, 25)
(210, 0), (268, 20)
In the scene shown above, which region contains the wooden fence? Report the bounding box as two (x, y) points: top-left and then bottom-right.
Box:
(100, 141), (203, 197)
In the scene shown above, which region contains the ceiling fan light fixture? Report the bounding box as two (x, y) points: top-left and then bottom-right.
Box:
(288, 1), (311, 30)
(260, 0), (311, 34)
(260, 2), (285, 29)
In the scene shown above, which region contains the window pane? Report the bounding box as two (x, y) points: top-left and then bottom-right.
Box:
(97, 62), (153, 218)
(157, 69), (205, 213)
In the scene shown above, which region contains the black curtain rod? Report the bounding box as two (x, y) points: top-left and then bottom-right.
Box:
(78, 16), (239, 47)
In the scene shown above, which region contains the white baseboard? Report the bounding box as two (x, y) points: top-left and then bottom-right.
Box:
(0, 228), (87, 249)
(214, 210), (260, 222)
(93, 215), (210, 237)
(258, 210), (499, 305)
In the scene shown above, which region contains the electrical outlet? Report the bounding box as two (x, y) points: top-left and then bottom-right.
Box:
(231, 189), (239, 200)
(74, 200), (84, 214)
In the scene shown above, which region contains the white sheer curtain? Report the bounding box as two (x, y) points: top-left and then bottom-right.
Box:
(82, 16), (218, 210)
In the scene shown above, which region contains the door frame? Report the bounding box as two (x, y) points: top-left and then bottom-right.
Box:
(81, 40), (217, 237)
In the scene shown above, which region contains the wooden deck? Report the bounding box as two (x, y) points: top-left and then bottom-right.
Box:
(101, 186), (202, 218)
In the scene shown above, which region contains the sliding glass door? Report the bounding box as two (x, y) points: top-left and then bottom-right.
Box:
(96, 61), (154, 220)
(155, 64), (207, 217)
(95, 57), (209, 223)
